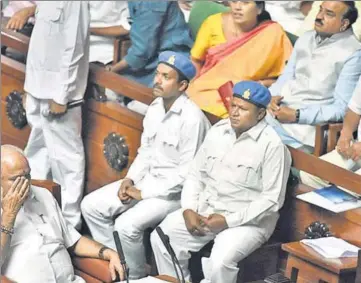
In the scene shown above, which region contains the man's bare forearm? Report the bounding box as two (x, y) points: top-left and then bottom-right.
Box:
(72, 236), (106, 259)
(1, 213), (16, 267)
(90, 26), (129, 37)
(341, 109), (360, 138)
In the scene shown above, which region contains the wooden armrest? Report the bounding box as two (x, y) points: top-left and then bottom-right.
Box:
(314, 123), (329, 157)
(0, 275), (15, 283)
(113, 35), (131, 63)
(31, 179), (61, 207)
(72, 257), (113, 283)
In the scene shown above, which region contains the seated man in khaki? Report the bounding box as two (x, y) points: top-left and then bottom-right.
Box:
(1, 145), (124, 283)
(301, 77), (361, 188)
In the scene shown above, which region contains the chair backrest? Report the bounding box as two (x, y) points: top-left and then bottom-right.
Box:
(188, 1), (229, 39)
(217, 80), (234, 114)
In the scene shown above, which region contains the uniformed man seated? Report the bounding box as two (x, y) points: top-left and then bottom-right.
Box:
(1, 145), (124, 283)
(81, 51), (211, 279)
(151, 81), (292, 283)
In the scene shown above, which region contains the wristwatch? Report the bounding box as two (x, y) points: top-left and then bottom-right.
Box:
(98, 246), (110, 260)
(295, 109), (300, 123)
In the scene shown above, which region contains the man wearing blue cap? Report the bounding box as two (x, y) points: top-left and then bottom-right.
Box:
(151, 81), (291, 283)
(81, 51), (211, 279)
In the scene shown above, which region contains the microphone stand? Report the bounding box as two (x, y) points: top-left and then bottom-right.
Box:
(113, 231), (129, 283)
(156, 227), (185, 283)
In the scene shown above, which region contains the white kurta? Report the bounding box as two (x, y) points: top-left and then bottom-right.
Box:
(2, 186), (83, 283)
(24, 1), (90, 230)
(89, 1), (130, 64)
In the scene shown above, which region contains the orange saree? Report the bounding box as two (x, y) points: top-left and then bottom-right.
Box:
(187, 21), (293, 118)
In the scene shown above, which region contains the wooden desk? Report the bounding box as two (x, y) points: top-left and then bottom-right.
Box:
(156, 275), (178, 282)
(282, 242), (357, 283)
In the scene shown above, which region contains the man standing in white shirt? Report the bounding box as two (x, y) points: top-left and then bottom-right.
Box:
(1, 145), (124, 283)
(81, 51), (211, 279)
(23, 2), (89, 230)
(151, 81), (292, 283)
(301, 77), (361, 187)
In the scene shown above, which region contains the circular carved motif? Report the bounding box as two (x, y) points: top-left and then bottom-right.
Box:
(103, 133), (129, 172)
(6, 91), (27, 129)
(304, 221), (333, 239)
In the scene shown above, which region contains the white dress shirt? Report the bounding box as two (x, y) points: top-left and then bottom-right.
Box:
(2, 186), (83, 283)
(126, 94), (211, 200)
(24, 1), (90, 105)
(348, 78), (361, 141)
(181, 119), (291, 237)
(89, 1), (130, 64)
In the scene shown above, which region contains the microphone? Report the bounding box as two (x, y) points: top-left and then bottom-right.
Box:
(155, 227), (185, 283)
(113, 231), (129, 283)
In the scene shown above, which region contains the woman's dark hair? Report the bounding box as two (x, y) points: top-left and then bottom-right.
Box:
(255, 1), (272, 22)
(342, 1), (358, 28)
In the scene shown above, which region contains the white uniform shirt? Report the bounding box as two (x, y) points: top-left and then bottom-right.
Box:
(1, 186), (83, 283)
(266, 1), (304, 35)
(126, 94), (211, 200)
(181, 119), (292, 237)
(348, 78), (361, 141)
(24, 1), (90, 105)
(89, 1), (130, 64)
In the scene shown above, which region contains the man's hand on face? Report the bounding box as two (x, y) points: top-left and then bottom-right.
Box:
(336, 134), (353, 159)
(183, 209), (208, 236)
(49, 100), (67, 117)
(350, 142), (361, 162)
(203, 214), (228, 234)
(103, 249), (124, 281)
(274, 106), (297, 123)
(2, 177), (30, 219)
(125, 187), (142, 201)
(117, 178), (133, 203)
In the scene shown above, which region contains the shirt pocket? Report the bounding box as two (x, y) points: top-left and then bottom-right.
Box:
(232, 158), (260, 189)
(36, 3), (63, 37)
(37, 215), (64, 245)
(160, 133), (180, 162)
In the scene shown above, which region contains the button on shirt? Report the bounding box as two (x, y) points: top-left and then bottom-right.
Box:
(24, 1), (90, 105)
(126, 94), (211, 200)
(89, 1), (130, 64)
(2, 186), (83, 283)
(268, 30), (361, 148)
(348, 77), (361, 141)
(181, 119), (292, 237)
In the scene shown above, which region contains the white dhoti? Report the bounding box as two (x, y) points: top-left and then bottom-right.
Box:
(24, 94), (85, 230)
(151, 210), (267, 283)
(81, 179), (180, 279)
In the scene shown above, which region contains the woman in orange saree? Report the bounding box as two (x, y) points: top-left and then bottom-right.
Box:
(188, 1), (293, 118)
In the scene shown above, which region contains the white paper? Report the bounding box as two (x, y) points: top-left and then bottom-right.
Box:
(301, 237), (360, 258)
(116, 276), (171, 283)
(296, 191), (361, 213)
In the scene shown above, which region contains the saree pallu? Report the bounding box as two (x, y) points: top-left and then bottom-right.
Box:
(187, 21), (293, 118)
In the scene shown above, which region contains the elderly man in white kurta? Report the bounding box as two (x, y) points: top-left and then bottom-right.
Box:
(301, 77), (361, 188)
(1, 145), (124, 283)
(267, 1), (361, 153)
(151, 81), (291, 283)
(23, 1), (89, 230)
(81, 51), (211, 279)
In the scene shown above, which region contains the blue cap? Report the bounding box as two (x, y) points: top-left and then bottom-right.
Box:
(233, 81), (271, 108)
(158, 51), (196, 81)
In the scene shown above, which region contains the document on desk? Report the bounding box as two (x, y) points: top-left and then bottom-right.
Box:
(296, 185), (361, 213)
(117, 277), (170, 283)
(301, 237), (360, 258)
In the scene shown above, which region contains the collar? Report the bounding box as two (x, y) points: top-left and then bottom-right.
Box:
(224, 119), (267, 141)
(315, 28), (354, 45)
(154, 93), (187, 115)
